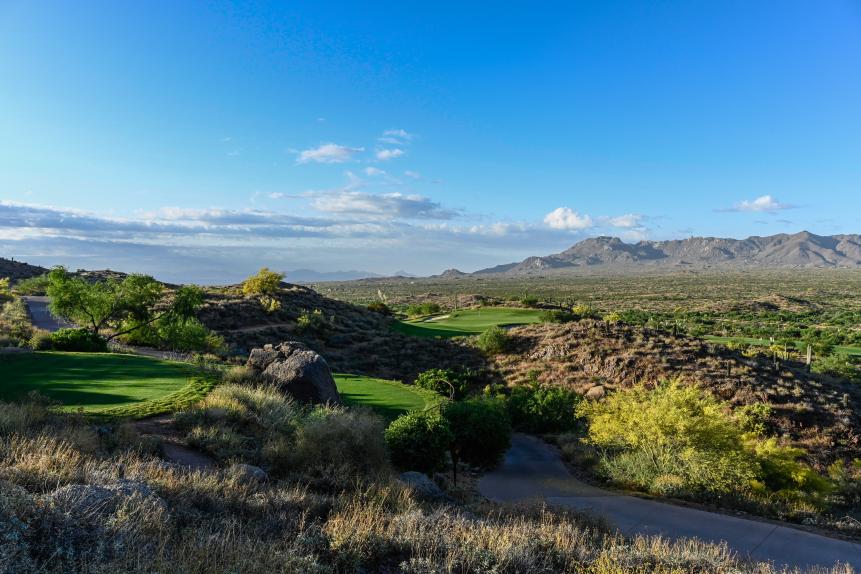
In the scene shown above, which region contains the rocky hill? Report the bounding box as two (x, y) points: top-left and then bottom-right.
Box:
(0, 257), (47, 282)
(498, 320), (861, 468)
(196, 283), (487, 383)
(473, 231), (861, 275)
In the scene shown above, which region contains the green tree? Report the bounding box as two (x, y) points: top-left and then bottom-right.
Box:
(241, 267), (284, 297)
(443, 398), (511, 482)
(46, 267), (203, 341)
(385, 410), (452, 474)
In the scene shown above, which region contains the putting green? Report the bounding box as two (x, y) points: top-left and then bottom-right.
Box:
(0, 351), (201, 414)
(334, 374), (440, 421)
(394, 307), (544, 338)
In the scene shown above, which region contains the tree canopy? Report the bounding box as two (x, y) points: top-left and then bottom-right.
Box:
(46, 267), (203, 341)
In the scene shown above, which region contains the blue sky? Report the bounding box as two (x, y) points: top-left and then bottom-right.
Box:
(1, 1), (859, 283)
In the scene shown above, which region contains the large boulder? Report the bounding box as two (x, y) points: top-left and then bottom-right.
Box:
(47, 480), (166, 518)
(246, 341), (341, 404)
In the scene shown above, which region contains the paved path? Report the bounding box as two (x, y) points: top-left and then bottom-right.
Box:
(479, 434), (861, 572)
(23, 296), (72, 332)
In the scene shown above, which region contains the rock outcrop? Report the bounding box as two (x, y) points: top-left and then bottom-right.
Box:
(246, 341), (341, 404)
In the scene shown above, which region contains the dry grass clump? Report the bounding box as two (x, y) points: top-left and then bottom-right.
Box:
(176, 383), (389, 488)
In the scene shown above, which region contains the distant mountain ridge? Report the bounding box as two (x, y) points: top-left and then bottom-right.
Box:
(473, 232), (861, 275)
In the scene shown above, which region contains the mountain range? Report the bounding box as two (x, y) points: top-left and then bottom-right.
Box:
(461, 232), (861, 276)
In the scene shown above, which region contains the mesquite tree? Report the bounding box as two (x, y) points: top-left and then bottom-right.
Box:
(46, 267), (203, 341)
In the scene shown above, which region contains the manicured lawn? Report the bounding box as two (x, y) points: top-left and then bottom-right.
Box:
(0, 351), (215, 417)
(394, 307), (544, 338)
(704, 336), (861, 357)
(334, 374), (440, 421)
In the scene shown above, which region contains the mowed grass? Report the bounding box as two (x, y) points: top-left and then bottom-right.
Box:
(334, 374), (440, 421)
(0, 351), (215, 417)
(704, 335), (861, 357)
(394, 307), (544, 338)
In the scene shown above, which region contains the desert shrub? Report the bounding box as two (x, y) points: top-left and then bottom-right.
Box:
(736, 403), (773, 435)
(385, 410), (452, 474)
(578, 381), (831, 507)
(443, 398), (511, 470)
(177, 384), (303, 465)
(571, 304), (597, 319)
(519, 295), (539, 307)
(812, 353), (861, 382)
(49, 328), (107, 352)
(476, 325), (509, 354)
(0, 277), (10, 300)
(297, 309), (329, 334)
(414, 368), (475, 400)
(828, 458), (861, 507)
(539, 309), (576, 323)
(577, 381), (759, 499)
(241, 267), (284, 297)
(602, 311), (623, 323)
(404, 302), (441, 317)
(13, 273), (49, 295)
(367, 302), (392, 315)
(288, 408), (389, 486)
(27, 330), (52, 350)
(505, 381), (581, 433)
(121, 315), (225, 354)
(222, 365), (258, 386)
(0, 297), (33, 342)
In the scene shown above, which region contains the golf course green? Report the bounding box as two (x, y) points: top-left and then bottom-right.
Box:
(334, 374), (439, 421)
(0, 351), (210, 415)
(394, 307), (544, 337)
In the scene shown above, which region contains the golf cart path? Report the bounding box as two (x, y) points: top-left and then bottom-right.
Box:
(23, 296), (73, 332)
(479, 434), (861, 571)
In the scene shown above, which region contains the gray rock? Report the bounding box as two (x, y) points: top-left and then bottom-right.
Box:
(399, 471), (448, 501)
(228, 463), (268, 483)
(247, 341), (341, 404)
(48, 480), (166, 517)
(585, 385), (605, 400)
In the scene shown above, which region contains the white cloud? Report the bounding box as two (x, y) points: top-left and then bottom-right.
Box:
(376, 148), (405, 161)
(604, 213), (642, 228)
(378, 129), (415, 145)
(543, 207), (594, 230)
(297, 143), (364, 164)
(724, 195), (795, 213)
(364, 167), (386, 176)
(309, 191), (458, 220)
(404, 170), (422, 179)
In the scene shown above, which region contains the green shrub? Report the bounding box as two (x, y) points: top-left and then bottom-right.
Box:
(28, 330), (52, 350)
(12, 273), (50, 295)
(539, 309), (576, 323)
(520, 295), (539, 307)
(405, 302), (441, 317)
(506, 382), (581, 433)
(476, 325), (509, 354)
(443, 398), (511, 470)
(385, 410), (452, 474)
(366, 302), (391, 315)
(297, 309), (329, 334)
(241, 267), (284, 296)
(414, 368), (475, 400)
(49, 328), (107, 352)
(0, 298), (33, 342)
(812, 353), (861, 382)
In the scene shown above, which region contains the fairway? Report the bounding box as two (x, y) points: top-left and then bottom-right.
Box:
(394, 307), (544, 338)
(0, 351), (201, 414)
(334, 374), (439, 420)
